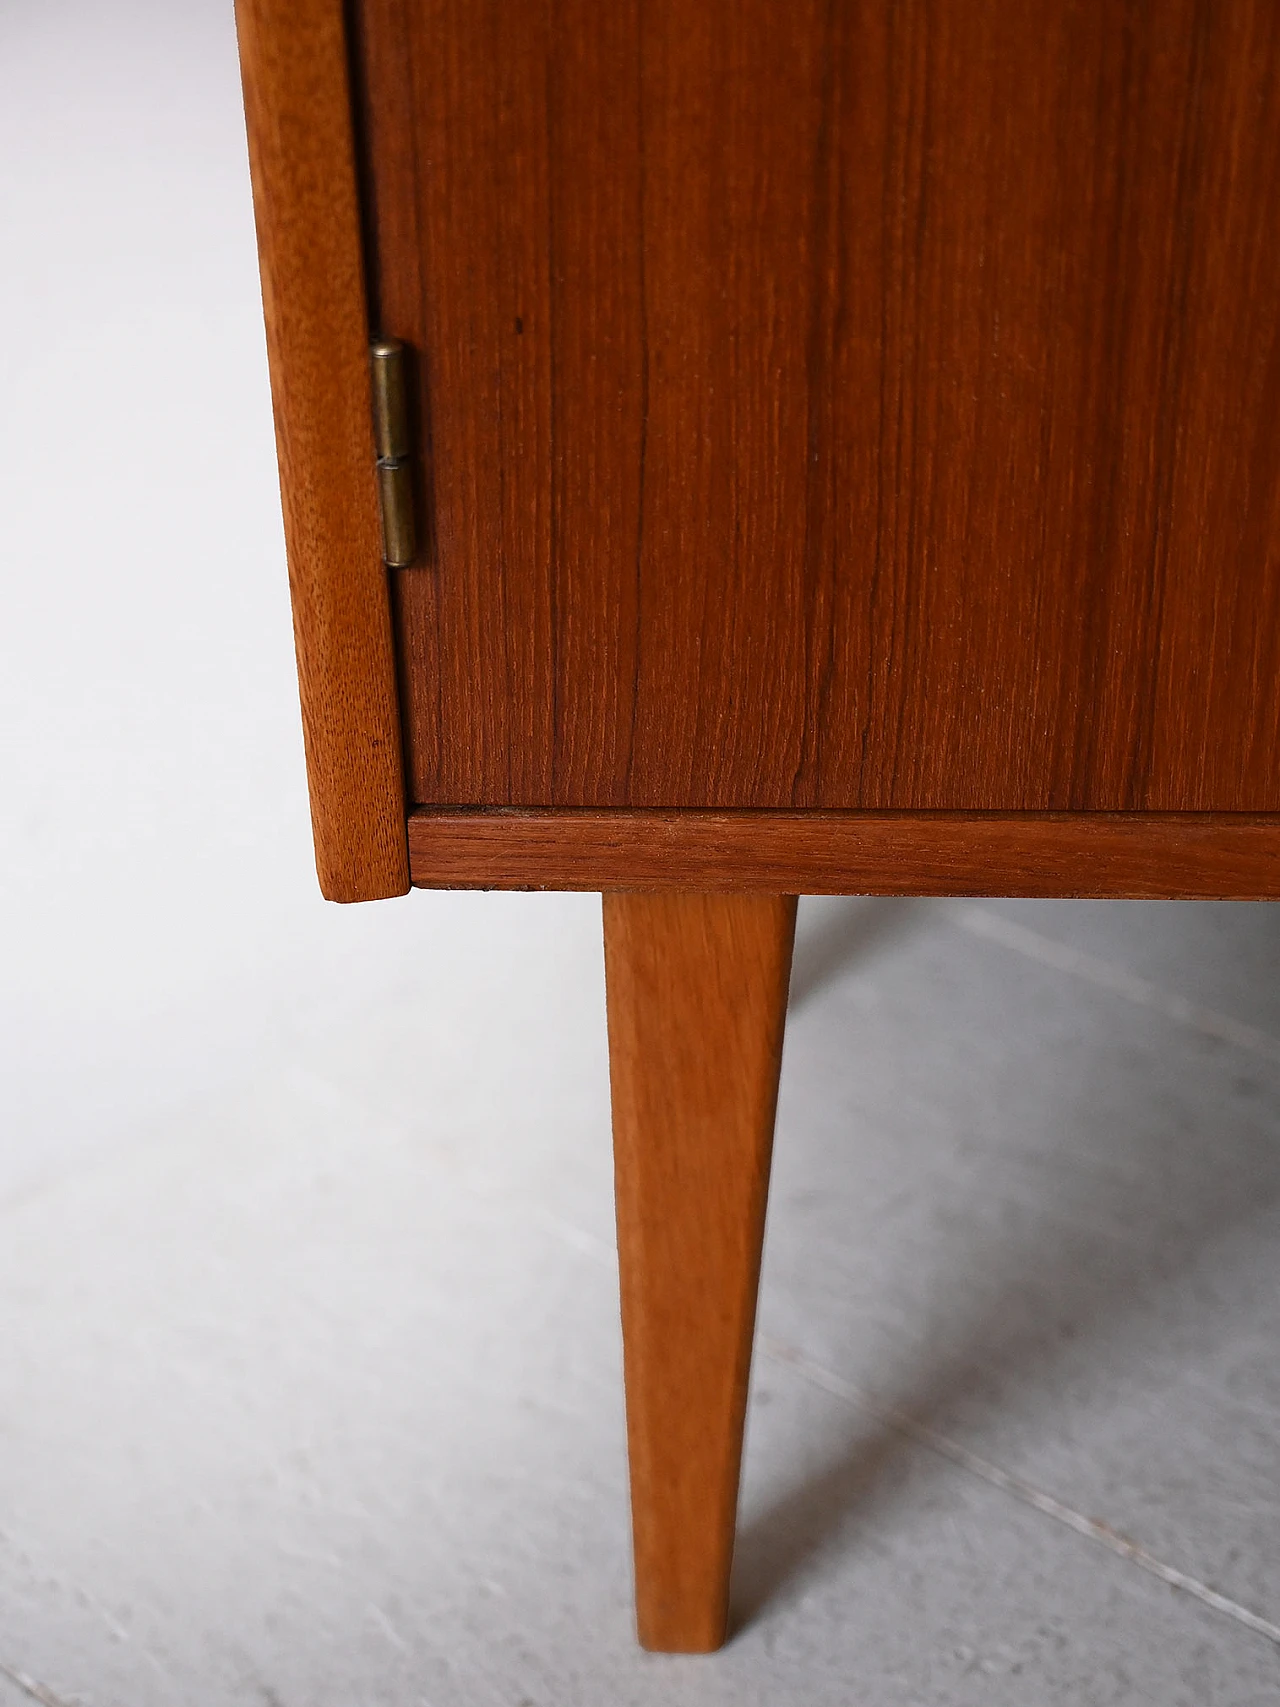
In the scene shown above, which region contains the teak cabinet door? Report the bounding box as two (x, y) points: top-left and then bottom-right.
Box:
(351, 0), (1280, 815)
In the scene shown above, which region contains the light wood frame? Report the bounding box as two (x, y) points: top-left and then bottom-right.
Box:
(236, 0), (408, 902)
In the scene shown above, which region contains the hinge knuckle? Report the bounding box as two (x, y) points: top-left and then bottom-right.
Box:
(369, 337), (416, 566)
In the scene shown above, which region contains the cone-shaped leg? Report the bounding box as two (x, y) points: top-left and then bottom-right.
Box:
(603, 891), (797, 1652)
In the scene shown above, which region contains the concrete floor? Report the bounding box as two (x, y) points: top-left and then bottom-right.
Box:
(3, 4), (1280, 1703)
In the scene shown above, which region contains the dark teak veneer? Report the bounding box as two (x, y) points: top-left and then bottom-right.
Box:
(235, 0), (1280, 1654)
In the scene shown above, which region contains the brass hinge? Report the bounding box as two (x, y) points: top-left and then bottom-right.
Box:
(369, 338), (416, 567)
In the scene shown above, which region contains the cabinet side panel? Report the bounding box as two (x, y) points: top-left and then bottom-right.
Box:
(236, 0), (409, 898)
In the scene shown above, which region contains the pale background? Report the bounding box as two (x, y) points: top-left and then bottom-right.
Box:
(2, 4), (1279, 1702)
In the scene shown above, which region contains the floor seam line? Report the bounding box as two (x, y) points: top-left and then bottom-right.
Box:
(954, 907), (1280, 1067)
(762, 1337), (1280, 1649)
(0, 1660), (79, 1707)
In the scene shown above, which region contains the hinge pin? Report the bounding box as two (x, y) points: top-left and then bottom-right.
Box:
(369, 338), (416, 567)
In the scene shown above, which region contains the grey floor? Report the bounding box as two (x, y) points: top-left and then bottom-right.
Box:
(3, 4), (1280, 1704)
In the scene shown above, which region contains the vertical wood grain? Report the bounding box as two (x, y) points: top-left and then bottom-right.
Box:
(236, 0), (409, 900)
(354, 0), (1280, 814)
(603, 891), (797, 1651)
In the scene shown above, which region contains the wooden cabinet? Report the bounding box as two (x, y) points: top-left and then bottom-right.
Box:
(236, 0), (1280, 1653)
(358, 0), (1280, 819)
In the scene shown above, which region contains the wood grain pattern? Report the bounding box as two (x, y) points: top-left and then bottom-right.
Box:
(409, 808), (1280, 898)
(355, 0), (1280, 814)
(604, 891), (796, 1651)
(236, 0), (409, 901)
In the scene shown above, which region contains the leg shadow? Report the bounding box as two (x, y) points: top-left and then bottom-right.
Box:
(732, 901), (1280, 1629)
(789, 897), (933, 1009)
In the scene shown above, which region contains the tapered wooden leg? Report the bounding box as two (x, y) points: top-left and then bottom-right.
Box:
(602, 891), (797, 1653)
